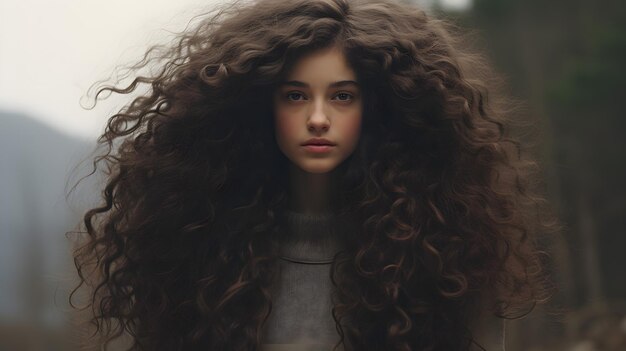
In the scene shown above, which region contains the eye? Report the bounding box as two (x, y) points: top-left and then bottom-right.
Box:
(333, 92), (353, 102)
(286, 92), (306, 101)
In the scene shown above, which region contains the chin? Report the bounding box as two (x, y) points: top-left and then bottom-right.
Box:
(296, 160), (340, 174)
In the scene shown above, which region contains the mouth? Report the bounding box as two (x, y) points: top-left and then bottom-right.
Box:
(302, 144), (335, 153)
(302, 138), (337, 146)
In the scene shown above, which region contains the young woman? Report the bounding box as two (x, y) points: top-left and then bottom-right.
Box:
(71, 0), (552, 350)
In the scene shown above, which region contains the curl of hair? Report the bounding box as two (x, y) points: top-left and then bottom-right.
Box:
(70, 0), (555, 350)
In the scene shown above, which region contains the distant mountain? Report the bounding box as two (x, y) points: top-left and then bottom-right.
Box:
(0, 110), (98, 327)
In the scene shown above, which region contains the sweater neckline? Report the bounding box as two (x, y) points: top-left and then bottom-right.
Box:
(275, 210), (348, 264)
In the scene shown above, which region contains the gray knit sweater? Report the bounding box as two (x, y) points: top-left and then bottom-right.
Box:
(260, 210), (351, 351)
(258, 210), (506, 351)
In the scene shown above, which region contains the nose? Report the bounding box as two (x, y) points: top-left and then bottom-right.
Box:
(306, 99), (330, 132)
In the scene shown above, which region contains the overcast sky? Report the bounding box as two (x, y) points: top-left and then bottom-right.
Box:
(0, 0), (470, 139)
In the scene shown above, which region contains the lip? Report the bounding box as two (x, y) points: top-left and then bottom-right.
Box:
(302, 145), (335, 153)
(302, 137), (336, 146)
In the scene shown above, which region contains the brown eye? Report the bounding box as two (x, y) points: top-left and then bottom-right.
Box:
(286, 92), (306, 101)
(334, 92), (353, 101)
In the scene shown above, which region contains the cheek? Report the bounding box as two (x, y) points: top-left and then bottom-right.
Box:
(340, 111), (363, 146)
(274, 111), (299, 146)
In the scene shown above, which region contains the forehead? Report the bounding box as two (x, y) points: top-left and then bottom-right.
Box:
(285, 46), (356, 81)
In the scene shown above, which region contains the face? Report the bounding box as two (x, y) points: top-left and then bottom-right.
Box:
(273, 46), (363, 174)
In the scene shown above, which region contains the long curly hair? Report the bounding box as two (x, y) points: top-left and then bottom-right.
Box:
(70, 0), (554, 349)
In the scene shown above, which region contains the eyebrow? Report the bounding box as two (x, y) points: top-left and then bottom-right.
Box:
(279, 80), (360, 88)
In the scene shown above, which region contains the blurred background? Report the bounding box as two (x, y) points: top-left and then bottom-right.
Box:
(0, 0), (624, 350)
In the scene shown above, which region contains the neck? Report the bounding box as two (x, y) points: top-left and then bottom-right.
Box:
(287, 163), (340, 215)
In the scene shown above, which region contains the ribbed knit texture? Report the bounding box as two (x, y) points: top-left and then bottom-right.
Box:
(260, 210), (351, 351)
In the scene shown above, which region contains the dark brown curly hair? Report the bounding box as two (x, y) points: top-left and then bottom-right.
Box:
(70, 0), (554, 350)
